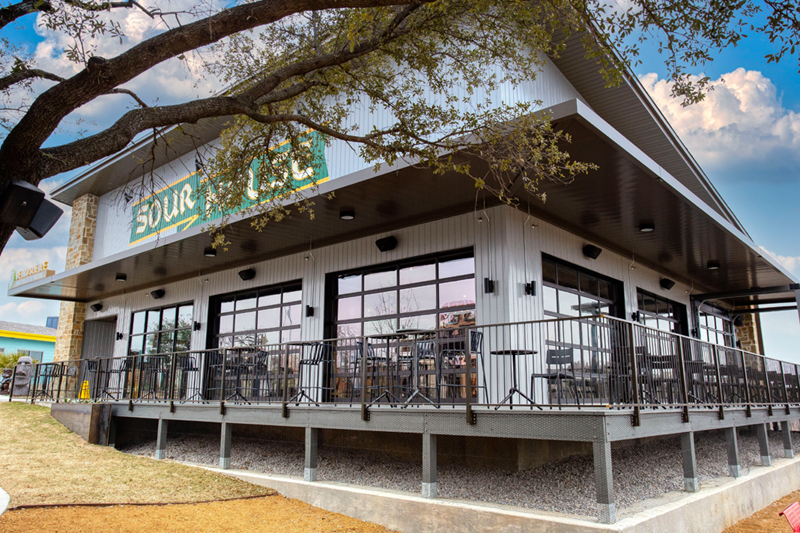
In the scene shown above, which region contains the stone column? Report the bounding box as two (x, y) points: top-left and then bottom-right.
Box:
(735, 313), (764, 355)
(54, 193), (98, 362)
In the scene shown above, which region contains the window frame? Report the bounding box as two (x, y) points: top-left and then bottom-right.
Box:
(541, 254), (624, 320)
(128, 302), (195, 355)
(635, 289), (688, 335)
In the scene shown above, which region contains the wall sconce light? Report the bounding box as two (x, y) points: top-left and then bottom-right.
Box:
(375, 236), (398, 252)
(193, 321), (201, 331)
(90, 303), (103, 312)
(582, 244), (602, 260)
(115, 332), (124, 341)
(484, 278), (495, 294)
(660, 278), (676, 291)
(150, 289), (165, 299)
(305, 305), (315, 317)
(525, 281), (536, 296)
(238, 268), (256, 281)
(631, 311), (640, 322)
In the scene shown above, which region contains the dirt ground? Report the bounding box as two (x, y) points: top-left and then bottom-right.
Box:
(0, 497), (392, 532)
(724, 490), (800, 533)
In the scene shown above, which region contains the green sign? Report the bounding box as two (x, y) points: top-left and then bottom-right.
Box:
(130, 129), (329, 245)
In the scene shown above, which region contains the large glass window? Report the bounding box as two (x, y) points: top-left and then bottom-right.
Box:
(636, 289), (687, 335)
(129, 303), (194, 355)
(332, 250), (476, 338)
(542, 256), (620, 318)
(209, 281), (301, 348)
(698, 306), (735, 347)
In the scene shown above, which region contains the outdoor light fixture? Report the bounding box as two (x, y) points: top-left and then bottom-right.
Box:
(582, 244), (602, 260)
(238, 268), (256, 281)
(733, 315), (744, 327)
(484, 278), (495, 294)
(525, 281), (536, 296)
(707, 260), (720, 270)
(660, 278), (676, 291)
(193, 321), (202, 331)
(115, 332), (124, 341)
(339, 209), (355, 221)
(631, 311), (640, 322)
(305, 305), (315, 317)
(90, 303), (103, 312)
(204, 247), (216, 257)
(375, 236), (398, 252)
(150, 289), (165, 299)
(115, 273), (127, 282)
(639, 222), (655, 233)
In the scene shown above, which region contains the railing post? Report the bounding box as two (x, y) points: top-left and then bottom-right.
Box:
(92, 360), (103, 402)
(780, 363), (791, 414)
(763, 357), (774, 416)
(740, 350), (752, 417)
(360, 335), (369, 421)
(627, 322), (641, 426)
(219, 349), (228, 415)
(55, 362), (64, 403)
(168, 353), (177, 413)
(465, 326), (476, 425)
(7, 366), (16, 402)
(676, 337), (690, 423)
(713, 345), (725, 419)
(281, 344), (290, 418)
(30, 363), (40, 404)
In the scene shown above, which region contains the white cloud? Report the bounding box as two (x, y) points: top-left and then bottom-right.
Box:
(0, 245), (68, 283)
(0, 300), (49, 322)
(639, 69), (800, 182)
(759, 246), (800, 275)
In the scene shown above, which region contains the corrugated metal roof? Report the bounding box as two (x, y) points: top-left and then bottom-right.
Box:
(0, 321), (57, 337)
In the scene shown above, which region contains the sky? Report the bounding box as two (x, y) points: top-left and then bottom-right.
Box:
(0, 5), (799, 360)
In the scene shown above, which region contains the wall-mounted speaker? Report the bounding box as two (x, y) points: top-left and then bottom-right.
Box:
(0, 180), (45, 228)
(733, 315), (744, 327)
(16, 198), (63, 241)
(305, 305), (315, 317)
(660, 278), (676, 291)
(115, 332), (124, 341)
(524, 281), (536, 296)
(375, 236), (398, 252)
(90, 303), (103, 312)
(238, 268), (256, 281)
(582, 244), (602, 260)
(484, 278), (495, 294)
(150, 289), (165, 299)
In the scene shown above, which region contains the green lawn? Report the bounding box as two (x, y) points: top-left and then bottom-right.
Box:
(0, 402), (271, 506)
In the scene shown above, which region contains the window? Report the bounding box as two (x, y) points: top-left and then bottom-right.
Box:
(331, 249), (476, 338)
(13, 349), (43, 362)
(209, 281), (301, 348)
(636, 290), (687, 335)
(698, 306), (735, 347)
(129, 303), (194, 355)
(542, 256), (621, 319)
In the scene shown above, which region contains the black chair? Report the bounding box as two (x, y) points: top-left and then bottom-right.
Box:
(290, 343), (329, 406)
(532, 348), (579, 407)
(351, 341), (392, 404)
(439, 330), (485, 402)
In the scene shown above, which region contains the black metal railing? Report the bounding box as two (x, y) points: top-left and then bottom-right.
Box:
(12, 316), (800, 412)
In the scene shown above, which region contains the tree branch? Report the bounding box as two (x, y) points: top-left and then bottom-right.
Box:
(0, 0), (53, 30)
(0, 67), (64, 91)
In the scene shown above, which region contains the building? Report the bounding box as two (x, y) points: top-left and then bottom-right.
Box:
(0, 321), (57, 363)
(9, 32), (800, 525)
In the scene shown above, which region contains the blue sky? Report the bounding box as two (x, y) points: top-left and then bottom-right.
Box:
(1, 9), (799, 360)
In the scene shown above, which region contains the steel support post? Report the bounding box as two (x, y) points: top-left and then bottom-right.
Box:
(304, 427), (319, 482)
(593, 440), (616, 523)
(421, 433), (437, 498)
(725, 427), (741, 478)
(680, 432), (699, 492)
(782, 420), (795, 458)
(220, 422), (232, 469)
(155, 418), (168, 460)
(756, 423), (772, 466)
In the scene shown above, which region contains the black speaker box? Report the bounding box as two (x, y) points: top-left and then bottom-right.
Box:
(375, 236), (398, 252)
(0, 180), (45, 228)
(16, 199), (64, 241)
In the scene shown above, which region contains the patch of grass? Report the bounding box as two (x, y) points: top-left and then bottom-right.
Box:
(0, 402), (272, 506)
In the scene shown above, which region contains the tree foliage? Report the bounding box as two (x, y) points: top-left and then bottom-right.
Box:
(0, 0), (797, 253)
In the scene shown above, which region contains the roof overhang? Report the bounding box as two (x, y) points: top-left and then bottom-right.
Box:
(12, 99), (797, 304)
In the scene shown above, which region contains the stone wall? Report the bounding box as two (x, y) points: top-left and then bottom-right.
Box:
(54, 194), (98, 362)
(735, 312), (763, 355)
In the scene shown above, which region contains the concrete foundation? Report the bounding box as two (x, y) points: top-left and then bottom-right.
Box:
(50, 402), (111, 445)
(208, 454), (800, 533)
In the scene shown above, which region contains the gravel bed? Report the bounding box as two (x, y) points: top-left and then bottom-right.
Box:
(121, 428), (796, 518)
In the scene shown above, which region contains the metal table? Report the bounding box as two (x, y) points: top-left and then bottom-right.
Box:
(492, 349), (538, 409)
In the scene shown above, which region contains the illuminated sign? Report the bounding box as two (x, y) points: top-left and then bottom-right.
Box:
(9, 262), (55, 289)
(129, 129), (329, 245)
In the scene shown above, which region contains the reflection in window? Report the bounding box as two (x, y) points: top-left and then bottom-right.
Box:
(129, 303), (194, 355)
(698, 308), (735, 347)
(211, 281), (302, 348)
(333, 250), (476, 337)
(636, 289), (686, 335)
